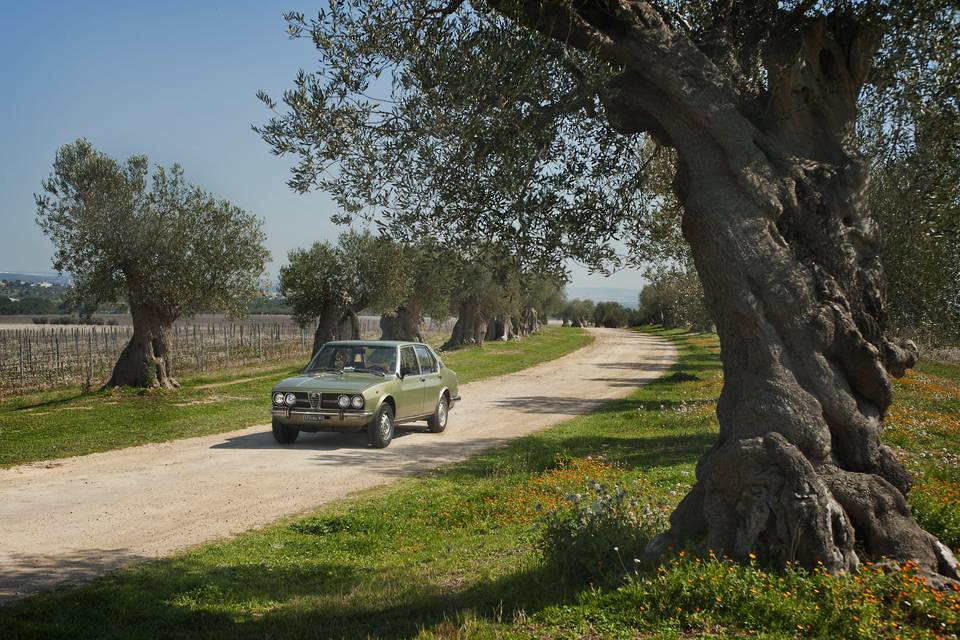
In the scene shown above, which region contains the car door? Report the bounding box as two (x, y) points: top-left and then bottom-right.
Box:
(397, 346), (425, 419)
(414, 344), (442, 414)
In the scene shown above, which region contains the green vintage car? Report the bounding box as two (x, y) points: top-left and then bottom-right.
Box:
(270, 340), (460, 448)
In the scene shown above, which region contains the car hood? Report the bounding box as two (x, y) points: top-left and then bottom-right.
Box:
(273, 372), (389, 392)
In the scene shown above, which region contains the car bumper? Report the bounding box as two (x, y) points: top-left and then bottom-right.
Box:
(271, 407), (373, 429)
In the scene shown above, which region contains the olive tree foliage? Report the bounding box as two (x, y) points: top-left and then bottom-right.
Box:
(379, 237), (455, 341)
(638, 266), (712, 331)
(560, 298), (594, 328)
(868, 114), (960, 346)
(36, 139), (269, 388)
(280, 230), (407, 353)
(592, 301), (631, 328)
(258, 0), (960, 579)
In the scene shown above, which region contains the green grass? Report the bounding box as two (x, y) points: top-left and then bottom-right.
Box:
(0, 326), (590, 468)
(3, 329), (956, 639)
(435, 326), (594, 385)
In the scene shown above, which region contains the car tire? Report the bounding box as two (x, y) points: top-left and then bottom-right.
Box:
(272, 418), (300, 444)
(368, 403), (395, 448)
(427, 394), (449, 433)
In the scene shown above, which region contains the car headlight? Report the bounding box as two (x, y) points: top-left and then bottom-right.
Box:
(284, 393), (297, 406)
(351, 395), (364, 409)
(273, 392), (285, 405)
(337, 394), (351, 409)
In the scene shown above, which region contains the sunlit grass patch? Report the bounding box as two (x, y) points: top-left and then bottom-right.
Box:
(528, 557), (960, 639)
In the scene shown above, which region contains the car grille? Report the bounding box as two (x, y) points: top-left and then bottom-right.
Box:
(288, 391), (361, 410)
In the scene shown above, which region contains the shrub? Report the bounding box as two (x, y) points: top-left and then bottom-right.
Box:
(31, 317), (48, 324)
(534, 480), (669, 582)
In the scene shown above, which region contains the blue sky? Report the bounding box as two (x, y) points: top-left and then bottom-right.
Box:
(0, 0), (644, 292)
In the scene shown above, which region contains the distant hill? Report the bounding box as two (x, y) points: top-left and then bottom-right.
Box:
(0, 271), (71, 285)
(566, 286), (640, 309)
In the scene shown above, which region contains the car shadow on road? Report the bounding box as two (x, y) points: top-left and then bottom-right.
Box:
(209, 428), (424, 451)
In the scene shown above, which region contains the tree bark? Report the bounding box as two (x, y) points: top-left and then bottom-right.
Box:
(485, 315), (517, 342)
(380, 305), (425, 342)
(106, 303), (178, 388)
(443, 301), (487, 349)
(311, 304), (362, 355)
(524, 307), (540, 335)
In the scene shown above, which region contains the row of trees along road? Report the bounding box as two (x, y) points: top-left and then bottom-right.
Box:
(561, 299), (637, 329)
(256, 1), (960, 579)
(279, 232), (568, 354)
(36, 140), (270, 389)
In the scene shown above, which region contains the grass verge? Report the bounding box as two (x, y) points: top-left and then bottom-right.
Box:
(3, 329), (956, 638)
(0, 326), (591, 467)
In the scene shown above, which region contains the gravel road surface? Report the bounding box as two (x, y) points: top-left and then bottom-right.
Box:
(0, 328), (675, 602)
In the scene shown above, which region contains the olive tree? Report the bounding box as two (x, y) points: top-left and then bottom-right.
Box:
(638, 266), (712, 331)
(869, 114), (960, 346)
(36, 139), (269, 388)
(561, 299), (595, 328)
(593, 301), (630, 328)
(379, 238), (455, 341)
(280, 230), (406, 354)
(258, 1), (959, 578)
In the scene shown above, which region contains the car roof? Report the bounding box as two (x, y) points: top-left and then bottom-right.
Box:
(323, 340), (428, 348)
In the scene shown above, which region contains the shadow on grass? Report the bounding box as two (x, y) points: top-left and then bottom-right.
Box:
(246, 563), (575, 639)
(0, 557), (361, 639)
(6, 560), (584, 640)
(441, 430), (717, 483)
(9, 391), (99, 412)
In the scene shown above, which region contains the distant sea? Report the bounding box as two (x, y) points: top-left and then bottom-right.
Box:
(566, 286), (640, 309)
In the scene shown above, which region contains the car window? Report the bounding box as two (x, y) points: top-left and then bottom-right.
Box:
(306, 345), (396, 373)
(414, 345), (437, 373)
(400, 346), (420, 377)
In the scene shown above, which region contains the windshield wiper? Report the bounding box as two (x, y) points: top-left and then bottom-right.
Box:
(344, 366), (386, 377)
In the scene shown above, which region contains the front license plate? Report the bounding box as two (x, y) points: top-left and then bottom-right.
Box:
(303, 414), (326, 423)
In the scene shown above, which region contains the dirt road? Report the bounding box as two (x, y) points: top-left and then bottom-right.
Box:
(0, 328), (675, 602)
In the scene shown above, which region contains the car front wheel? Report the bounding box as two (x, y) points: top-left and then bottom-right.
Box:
(368, 403), (395, 448)
(272, 417), (300, 444)
(427, 395), (448, 433)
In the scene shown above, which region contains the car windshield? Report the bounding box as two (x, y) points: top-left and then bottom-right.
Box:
(305, 345), (396, 375)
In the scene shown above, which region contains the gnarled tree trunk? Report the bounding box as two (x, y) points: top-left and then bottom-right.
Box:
(522, 307), (539, 336)
(485, 315), (517, 342)
(380, 305), (425, 342)
(106, 303), (178, 388)
(443, 301), (487, 349)
(618, 16), (959, 579)
(311, 304), (362, 355)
